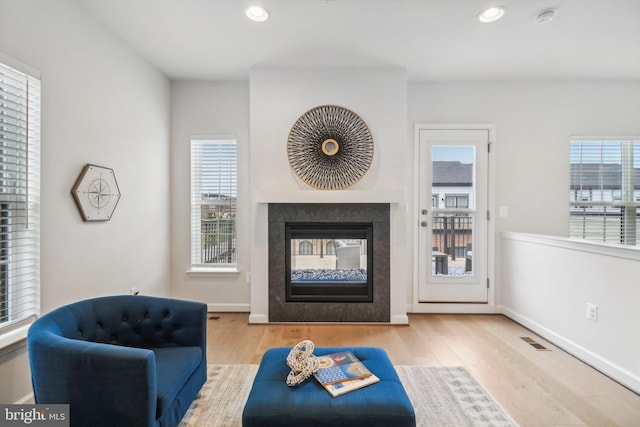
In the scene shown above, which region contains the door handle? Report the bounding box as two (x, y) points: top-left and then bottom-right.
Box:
(421, 221), (427, 227)
(421, 209), (428, 215)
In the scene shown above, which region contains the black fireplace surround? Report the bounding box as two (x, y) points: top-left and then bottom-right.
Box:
(268, 203), (390, 322)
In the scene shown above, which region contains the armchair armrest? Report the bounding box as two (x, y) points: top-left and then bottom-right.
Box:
(30, 331), (157, 427)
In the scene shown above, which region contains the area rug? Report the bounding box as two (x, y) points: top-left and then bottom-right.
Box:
(179, 364), (518, 427)
(395, 365), (519, 427)
(179, 365), (258, 427)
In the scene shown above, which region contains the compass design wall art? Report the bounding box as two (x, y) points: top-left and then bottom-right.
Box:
(287, 105), (374, 190)
(71, 164), (121, 221)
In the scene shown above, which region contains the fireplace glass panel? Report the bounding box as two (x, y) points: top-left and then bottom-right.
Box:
(285, 223), (373, 302)
(290, 238), (367, 282)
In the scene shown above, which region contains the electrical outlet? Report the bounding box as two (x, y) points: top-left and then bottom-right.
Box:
(130, 287), (139, 295)
(586, 303), (598, 322)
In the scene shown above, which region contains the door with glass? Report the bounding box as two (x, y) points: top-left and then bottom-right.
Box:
(417, 129), (489, 302)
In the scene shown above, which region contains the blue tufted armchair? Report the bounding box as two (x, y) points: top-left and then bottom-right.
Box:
(27, 295), (207, 427)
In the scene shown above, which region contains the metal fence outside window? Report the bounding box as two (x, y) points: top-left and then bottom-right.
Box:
(431, 215), (473, 259)
(201, 218), (236, 264)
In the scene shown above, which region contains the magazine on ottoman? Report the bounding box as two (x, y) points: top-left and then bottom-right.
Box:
(313, 351), (380, 397)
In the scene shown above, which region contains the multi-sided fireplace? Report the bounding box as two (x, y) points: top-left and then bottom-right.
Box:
(285, 222), (373, 302)
(268, 203), (390, 322)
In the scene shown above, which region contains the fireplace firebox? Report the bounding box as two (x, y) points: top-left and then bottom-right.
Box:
(285, 222), (373, 302)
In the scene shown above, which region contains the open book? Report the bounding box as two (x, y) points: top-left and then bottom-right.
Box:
(313, 351), (380, 397)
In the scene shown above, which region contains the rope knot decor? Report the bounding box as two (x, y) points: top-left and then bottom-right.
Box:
(286, 340), (320, 386)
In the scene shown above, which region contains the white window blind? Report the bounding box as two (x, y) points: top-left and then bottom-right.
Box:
(570, 139), (640, 245)
(0, 58), (41, 344)
(190, 138), (237, 268)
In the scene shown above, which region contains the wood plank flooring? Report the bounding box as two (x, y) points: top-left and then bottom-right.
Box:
(206, 313), (640, 427)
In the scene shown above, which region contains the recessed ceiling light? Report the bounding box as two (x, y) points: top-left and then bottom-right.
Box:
(535, 9), (557, 24)
(478, 6), (506, 23)
(246, 5), (269, 22)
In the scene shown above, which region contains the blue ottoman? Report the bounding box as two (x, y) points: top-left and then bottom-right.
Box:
(242, 347), (416, 427)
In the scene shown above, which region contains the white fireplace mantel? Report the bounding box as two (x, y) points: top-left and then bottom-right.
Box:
(254, 189), (405, 205)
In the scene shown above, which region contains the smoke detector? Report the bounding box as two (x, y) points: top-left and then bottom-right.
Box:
(535, 9), (557, 24)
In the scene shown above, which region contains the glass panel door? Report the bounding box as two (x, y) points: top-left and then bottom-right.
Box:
(418, 129), (488, 302)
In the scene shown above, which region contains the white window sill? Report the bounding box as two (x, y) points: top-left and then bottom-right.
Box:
(0, 323), (31, 351)
(187, 267), (241, 278)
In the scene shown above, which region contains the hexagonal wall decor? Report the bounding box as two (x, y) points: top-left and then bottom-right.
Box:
(71, 164), (121, 221)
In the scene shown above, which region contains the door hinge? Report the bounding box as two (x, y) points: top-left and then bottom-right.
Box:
(487, 278), (490, 289)
(487, 210), (490, 221)
(488, 142), (492, 153)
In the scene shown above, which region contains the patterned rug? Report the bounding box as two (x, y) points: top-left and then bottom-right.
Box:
(179, 364), (519, 427)
(395, 366), (519, 427)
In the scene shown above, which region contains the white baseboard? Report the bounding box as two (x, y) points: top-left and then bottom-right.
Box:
(248, 313), (269, 324)
(409, 303), (497, 314)
(498, 305), (640, 394)
(390, 314), (409, 324)
(206, 303), (250, 313)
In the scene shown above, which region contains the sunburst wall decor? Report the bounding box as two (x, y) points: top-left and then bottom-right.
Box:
(287, 105), (374, 190)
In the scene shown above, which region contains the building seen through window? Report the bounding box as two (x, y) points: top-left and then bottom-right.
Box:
(570, 139), (640, 245)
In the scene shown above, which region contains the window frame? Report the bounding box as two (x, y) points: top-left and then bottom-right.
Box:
(444, 193), (469, 209)
(0, 53), (41, 349)
(569, 135), (640, 246)
(188, 136), (239, 276)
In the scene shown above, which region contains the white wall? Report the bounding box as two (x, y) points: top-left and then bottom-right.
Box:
(502, 233), (640, 393)
(171, 78), (640, 322)
(0, 0), (171, 403)
(249, 67), (411, 323)
(409, 80), (640, 238)
(408, 80), (640, 305)
(170, 81), (250, 309)
(168, 69), (413, 321)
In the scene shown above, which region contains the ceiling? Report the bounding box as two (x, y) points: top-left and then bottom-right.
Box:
(74, 0), (640, 82)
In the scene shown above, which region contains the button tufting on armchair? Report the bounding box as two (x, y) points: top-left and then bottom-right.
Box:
(27, 295), (207, 427)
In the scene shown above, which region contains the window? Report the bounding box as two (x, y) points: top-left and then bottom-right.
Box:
(431, 194), (439, 208)
(326, 240), (336, 255)
(0, 57), (40, 345)
(445, 194), (469, 208)
(299, 241), (313, 255)
(570, 138), (640, 245)
(190, 138), (237, 269)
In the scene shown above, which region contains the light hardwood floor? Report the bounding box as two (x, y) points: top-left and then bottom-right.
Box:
(206, 313), (640, 427)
